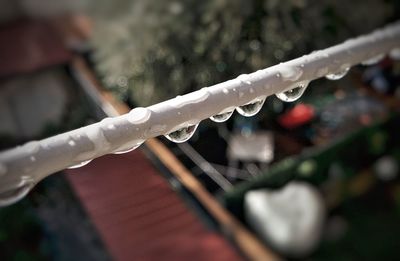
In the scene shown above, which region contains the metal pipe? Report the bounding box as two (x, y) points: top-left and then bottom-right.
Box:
(0, 22), (399, 206)
(177, 143), (232, 191)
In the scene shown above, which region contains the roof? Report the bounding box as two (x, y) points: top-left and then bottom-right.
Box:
(66, 150), (242, 261)
(0, 19), (71, 78)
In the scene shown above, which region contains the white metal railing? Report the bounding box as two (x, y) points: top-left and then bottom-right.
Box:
(0, 22), (400, 206)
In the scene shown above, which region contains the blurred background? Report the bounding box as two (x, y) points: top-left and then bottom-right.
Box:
(0, 0), (400, 260)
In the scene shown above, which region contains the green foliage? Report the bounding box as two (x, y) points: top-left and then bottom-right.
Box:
(90, 0), (396, 106)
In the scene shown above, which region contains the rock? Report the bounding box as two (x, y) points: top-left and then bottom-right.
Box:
(244, 181), (325, 257)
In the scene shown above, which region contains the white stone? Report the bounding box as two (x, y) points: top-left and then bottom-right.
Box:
(244, 181), (325, 257)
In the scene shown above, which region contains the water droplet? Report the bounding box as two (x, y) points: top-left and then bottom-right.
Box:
(113, 147), (137, 155)
(222, 88), (229, 94)
(389, 48), (400, 60)
(280, 66), (303, 81)
(236, 97), (266, 117)
(171, 89), (210, 108)
(276, 81), (309, 102)
(113, 140), (144, 154)
(68, 140), (76, 147)
(361, 54), (385, 66)
(210, 109), (234, 123)
(23, 141), (40, 154)
(128, 107), (151, 124)
(30, 156), (36, 162)
(164, 124), (199, 143)
(68, 160), (92, 169)
(85, 126), (111, 156)
(238, 74), (251, 85)
(325, 67), (350, 80)
(0, 177), (35, 207)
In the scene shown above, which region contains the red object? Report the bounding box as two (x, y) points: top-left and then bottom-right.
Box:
(66, 150), (242, 261)
(0, 19), (71, 78)
(278, 103), (315, 129)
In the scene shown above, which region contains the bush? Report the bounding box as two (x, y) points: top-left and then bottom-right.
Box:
(90, 0), (397, 106)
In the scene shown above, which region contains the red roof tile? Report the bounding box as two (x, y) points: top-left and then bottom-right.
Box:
(66, 150), (242, 261)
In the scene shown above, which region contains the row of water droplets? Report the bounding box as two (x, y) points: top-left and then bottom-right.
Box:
(166, 60), (335, 143)
(1, 47), (399, 206)
(161, 47), (400, 145)
(16, 49), (400, 169)
(209, 48), (400, 125)
(65, 56), (371, 164)
(276, 48), (400, 100)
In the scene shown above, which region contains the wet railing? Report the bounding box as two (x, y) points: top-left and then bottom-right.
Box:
(0, 22), (400, 206)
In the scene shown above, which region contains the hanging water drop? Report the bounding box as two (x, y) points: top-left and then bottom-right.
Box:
(361, 54), (385, 66)
(276, 81), (309, 102)
(0, 177), (35, 207)
(210, 109), (234, 123)
(68, 160), (92, 169)
(164, 124), (199, 143)
(236, 97), (266, 117)
(113, 146), (137, 154)
(113, 140), (144, 154)
(325, 67), (350, 80)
